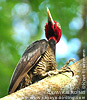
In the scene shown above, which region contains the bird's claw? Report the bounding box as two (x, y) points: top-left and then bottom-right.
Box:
(63, 58), (76, 68)
(47, 70), (58, 76)
(42, 70), (58, 77)
(42, 58), (76, 77)
(58, 67), (74, 76)
(59, 58), (76, 76)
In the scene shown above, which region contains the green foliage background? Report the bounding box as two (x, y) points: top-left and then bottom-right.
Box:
(0, 0), (87, 98)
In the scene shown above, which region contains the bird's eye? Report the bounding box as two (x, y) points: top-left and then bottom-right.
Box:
(57, 22), (61, 29)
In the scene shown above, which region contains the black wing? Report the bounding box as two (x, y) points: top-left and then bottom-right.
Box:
(8, 39), (48, 94)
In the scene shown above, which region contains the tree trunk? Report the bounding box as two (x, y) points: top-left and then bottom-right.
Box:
(0, 57), (87, 100)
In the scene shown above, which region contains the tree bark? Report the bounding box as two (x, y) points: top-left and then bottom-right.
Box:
(0, 57), (87, 100)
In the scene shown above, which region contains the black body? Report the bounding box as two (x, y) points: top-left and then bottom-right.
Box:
(8, 39), (57, 94)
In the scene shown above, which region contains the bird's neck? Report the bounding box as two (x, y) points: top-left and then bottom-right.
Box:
(48, 39), (56, 55)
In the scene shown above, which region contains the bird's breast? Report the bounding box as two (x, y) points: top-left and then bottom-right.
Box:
(33, 44), (57, 76)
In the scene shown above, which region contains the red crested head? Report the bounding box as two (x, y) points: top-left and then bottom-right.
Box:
(45, 8), (62, 43)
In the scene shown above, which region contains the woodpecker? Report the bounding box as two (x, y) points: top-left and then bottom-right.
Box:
(8, 7), (62, 94)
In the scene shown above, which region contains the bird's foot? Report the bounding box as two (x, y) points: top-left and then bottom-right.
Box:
(42, 58), (76, 77)
(58, 67), (74, 76)
(59, 58), (76, 76)
(42, 70), (58, 77)
(63, 58), (76, 68)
